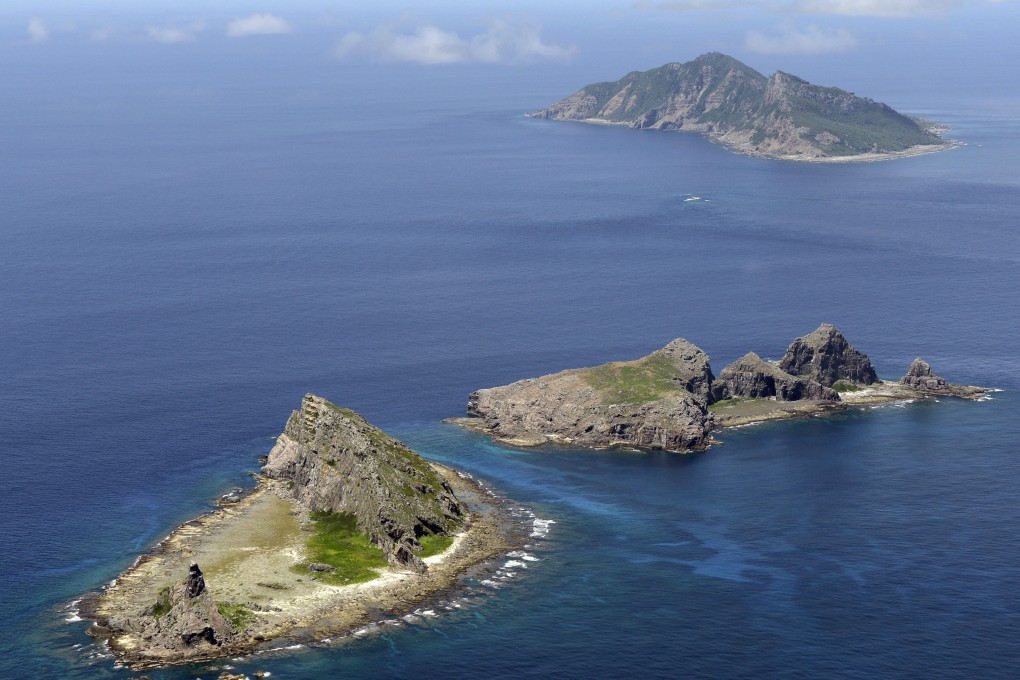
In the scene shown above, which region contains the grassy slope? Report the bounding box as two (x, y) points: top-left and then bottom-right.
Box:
(579, 353), (684, 405)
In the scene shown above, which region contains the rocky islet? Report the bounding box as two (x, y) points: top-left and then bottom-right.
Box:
(82, 395), (520, 668)
(456, 324), (989, 452)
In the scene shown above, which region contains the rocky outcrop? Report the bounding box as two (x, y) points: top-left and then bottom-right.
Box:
(655, 338), (716, 403)
(262, 395), (464, 572)
(465, 339), (715, 453)
(458, 325), (992, 453)
(779, 324), (879, 387)
(899, 358), (987, 398)
(531, 52), (948, 161)
(136, 563), (234, 655)
(711, 352), (839, 402)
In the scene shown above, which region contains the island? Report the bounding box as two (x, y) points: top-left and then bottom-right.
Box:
(530, 52), (955, 162)
(451, 324), (989, 452)
(80, 394), (521, 668)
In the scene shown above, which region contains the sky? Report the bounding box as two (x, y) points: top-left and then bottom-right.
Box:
(3, 1), (1019, 109)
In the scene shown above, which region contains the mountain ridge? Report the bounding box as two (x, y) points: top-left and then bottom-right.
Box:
(530, 52), (952, 161)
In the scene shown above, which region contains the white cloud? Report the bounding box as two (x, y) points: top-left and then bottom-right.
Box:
(335, 19), (575, 65)
(27, 17), (49, 42)
(790, 0), (958, 15)
(91, 26), (114, 42)
(745, 24), (857, 53)
(146, 23), (203, 45)
(227, 13), (291, 38)
(636, 0), (1015, 16)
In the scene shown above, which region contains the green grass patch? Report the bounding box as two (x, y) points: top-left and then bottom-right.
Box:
(152, 586), (172, 619)
(418, 534), (454, 558)
(580, 354), (682, 405)
(707, 397), (750, 411)
(831, 380), (864, 393)
(216, 602), (256, 630)
(291, 511), (388, 586)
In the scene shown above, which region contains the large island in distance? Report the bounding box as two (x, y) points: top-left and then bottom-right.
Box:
(530, 52), (954, 162)
(452, 324), (989, 453)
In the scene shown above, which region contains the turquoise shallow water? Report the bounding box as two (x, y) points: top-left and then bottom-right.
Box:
(2, 62), (1019, 678)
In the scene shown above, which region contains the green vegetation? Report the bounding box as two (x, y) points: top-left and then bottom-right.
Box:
(707, 397), (751, 411)
(551, 54), (943, 157)
(317, 398), (463, 529)
(291, 511), (389, 586)
(788, 92), (940, 153)
(152, 586), (172, 619)
(581, 354), (681, 405)
(216, 602), (256, 630)
(832, 380), (865, 393)
(419, 533), (454, 558)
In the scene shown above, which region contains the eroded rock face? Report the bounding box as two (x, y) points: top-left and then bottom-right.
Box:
(900, 358), (947, 391)
(654, 338), (716, 404)
(262, 395), (464, 572)
(465, 340), (715, 453)
(711, 352), (839, 402)
(779, 324), (879, 387)
(898, 358), (985, 397)
(137, 563), (234, 654)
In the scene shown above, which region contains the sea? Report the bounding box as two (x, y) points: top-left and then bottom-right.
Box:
(2, 55), (1019, 679)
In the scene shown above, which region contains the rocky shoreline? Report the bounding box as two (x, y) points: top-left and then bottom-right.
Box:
(452, 325), (990, 452)
(80, 399), (527, 669)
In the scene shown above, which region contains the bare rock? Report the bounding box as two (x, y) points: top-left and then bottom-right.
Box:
(262, 395), (465, 573)
(464, 339), (715, 453)
(900, 358), (988, 398)
(137, 563), (235, 655)
(779, 324), (879, 387)
(711, 352), (838, 402)
(654, 338), (716, 403)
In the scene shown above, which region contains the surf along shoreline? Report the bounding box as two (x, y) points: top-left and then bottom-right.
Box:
(79, 463), (527, 669)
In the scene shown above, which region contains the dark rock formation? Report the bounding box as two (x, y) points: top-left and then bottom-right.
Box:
(900, 358), (947, 391)
(711, 352), (839, 402)
(465, 339), (715, 453)
(779, 324), (879, 387)
(656, 338), (716, 403)
(262, 395), (464, 573)
(531, 52), (947, 160)
(899, 358), (987, 398)
(138, 563), (234, 653)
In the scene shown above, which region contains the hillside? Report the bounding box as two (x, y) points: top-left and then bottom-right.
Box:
(531, 52), (950, 161)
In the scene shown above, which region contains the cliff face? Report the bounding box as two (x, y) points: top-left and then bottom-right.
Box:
(712, 352), (839, 402)
(779, 324), (879, 387)
(532, 52), (945, 160)
(262, 395), (464, 572)
(466, 339), (716, 453)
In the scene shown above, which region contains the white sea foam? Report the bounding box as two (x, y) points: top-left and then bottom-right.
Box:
(530, 518), (555, 538)
(507, 550), (539, 561)
(503, 559), (528, 569)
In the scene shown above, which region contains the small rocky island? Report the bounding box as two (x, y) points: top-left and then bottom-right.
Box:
(81, 395), (518, 668)
(453, 324), (988, 453)
(531, 52), (954, 162)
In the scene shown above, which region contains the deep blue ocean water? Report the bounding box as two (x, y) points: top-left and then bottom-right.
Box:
(2, 62), (1019, 678)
